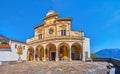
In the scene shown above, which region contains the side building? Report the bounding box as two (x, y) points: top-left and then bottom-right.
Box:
(27, 10), (90, 61)
(0, 35), (27, 64)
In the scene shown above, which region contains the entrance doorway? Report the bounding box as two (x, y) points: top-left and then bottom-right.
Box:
(27, 47), (34, 61)
(71, 43), (82, 60)
(50, 51), (56, 61)
(72, 53), (74, 60)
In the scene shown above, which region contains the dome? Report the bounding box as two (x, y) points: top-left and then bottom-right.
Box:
(46, 10), (55, 16)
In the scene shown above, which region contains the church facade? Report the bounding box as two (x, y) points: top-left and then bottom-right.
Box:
(26, 10), (90, 61)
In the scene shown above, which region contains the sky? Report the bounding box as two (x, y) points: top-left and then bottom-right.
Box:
(0, 0), (120, 53)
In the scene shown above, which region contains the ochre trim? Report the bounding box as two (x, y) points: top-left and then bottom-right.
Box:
(27, 37), (83, 45)
(34, 23), (44, 29)
(56, 18), (72, 21)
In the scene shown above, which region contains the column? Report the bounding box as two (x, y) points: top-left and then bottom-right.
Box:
(69, 47), (72, 61)
(82, 52), (85, 61)
(79, 52), (82, 60)
(68, 43), (72, 61)
(47, 48), (49, 61)
(56, 44), (59, 61)
(33, 46), (36, 61)
(43, 45), (46, 62)
(82, 42), (85, 62)
(56, 49), (59, 61)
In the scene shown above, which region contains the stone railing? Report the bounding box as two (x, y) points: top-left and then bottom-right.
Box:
(90, 58), (111, 62)
(89, 58), (120, 67)
(27, 30), (84, 43)
(27, 35), (84, 43)
(110, 58), (120, 67)
(71, 30), (84, 37)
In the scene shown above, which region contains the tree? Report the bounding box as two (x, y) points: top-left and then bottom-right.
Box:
(1, 39), (8, 44)
(17, 45), (23, 62)
(91, 53), (100, 58)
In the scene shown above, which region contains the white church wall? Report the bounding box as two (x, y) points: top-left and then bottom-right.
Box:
(0, 40), (27, 64)
(0, 49), (12, 61)
(10, 41), (27, 61)
(83, 37), (90, 58)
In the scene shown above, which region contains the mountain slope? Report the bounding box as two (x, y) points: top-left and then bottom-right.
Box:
(95, 49), (120, 60)
(0, 34), (9, 40)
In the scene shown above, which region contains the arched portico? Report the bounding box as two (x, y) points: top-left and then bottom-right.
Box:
(35, 45), (44, 61)
(28, 42), (84, 61)
(46, 43), (56, 61)
(71, 43), (82, 60)
(58, 43), (69, 60)
(27, 47), (34, 61)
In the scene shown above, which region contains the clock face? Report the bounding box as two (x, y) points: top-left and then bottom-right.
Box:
(49, 29), (54, 34)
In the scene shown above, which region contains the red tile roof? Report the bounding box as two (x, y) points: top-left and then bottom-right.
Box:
(0, 44), (11, 49)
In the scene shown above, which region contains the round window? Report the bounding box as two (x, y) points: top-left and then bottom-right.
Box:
(49, 29), (54, 34)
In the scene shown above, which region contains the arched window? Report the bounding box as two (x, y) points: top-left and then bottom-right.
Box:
(61, 30), (66, 36)
(38, 34), (42, 39)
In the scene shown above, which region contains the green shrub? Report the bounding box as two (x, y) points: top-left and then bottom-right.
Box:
(91, 53), (100, 58)
(1, 39), (8, 44)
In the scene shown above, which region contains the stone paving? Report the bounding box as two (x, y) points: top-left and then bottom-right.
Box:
(0, 61), (107, 74)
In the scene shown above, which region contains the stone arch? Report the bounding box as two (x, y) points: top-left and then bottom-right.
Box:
(58, 42), (70, 49)
(46, 43), (56, 61)
(36, 45), (44, 61)
(27, 47), (34, 61)
(58, 42), (69, 60)
(71, 42), (82, 60)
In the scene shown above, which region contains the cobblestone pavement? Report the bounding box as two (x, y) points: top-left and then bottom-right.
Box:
(0, 61), (107, 74)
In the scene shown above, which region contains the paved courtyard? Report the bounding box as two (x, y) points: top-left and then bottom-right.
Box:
(0, 61), (107, 74)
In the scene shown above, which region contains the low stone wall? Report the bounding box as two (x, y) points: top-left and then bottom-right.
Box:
(111, 58), (120, 67)
(91, 58), (120, 67)
(0, 60), (26, 65)
(91, 58), (111, 62)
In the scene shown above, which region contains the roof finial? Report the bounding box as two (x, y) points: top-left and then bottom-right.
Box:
(46, 10), (55, 16)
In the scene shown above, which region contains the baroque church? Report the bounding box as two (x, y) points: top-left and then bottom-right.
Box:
(26, 10), (90, 61)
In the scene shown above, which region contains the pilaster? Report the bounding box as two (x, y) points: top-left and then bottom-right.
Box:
(55, 44), (59, 61)
(43, 44), (46, 61)
(82, 41), (85, 62)
(33, 46), (36, 61)
(68, 43), (72, 61)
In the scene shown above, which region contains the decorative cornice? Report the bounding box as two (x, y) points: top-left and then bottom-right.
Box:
(56, 18), (72, 21)
(27, 37), (83, 45)
(34, 23), (44, 29)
